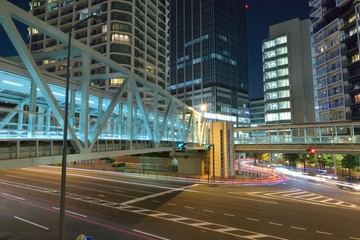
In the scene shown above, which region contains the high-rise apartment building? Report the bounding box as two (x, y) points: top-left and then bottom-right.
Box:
(29, 0), (168, 91)
(169, 0), (250, 127)
(309, 0), (360, 122)
(262, 18), (315, 125)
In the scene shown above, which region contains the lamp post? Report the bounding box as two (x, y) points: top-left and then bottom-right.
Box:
(59, 13), (101, 240)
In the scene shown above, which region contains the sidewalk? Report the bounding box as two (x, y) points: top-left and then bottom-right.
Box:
(70, 162), (285, 185)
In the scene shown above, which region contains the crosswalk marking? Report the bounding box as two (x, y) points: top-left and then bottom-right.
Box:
(246, 188), (360, 210)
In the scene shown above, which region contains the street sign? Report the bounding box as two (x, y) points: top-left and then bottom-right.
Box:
(76, 234), (93, 240)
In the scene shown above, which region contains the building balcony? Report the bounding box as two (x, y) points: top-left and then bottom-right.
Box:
(347, 84), (360, 94)
(325, 49), (340, 62)
(340, 31), (357, 43)
(341, 43), (358, 55)
(317, 100), (346, 112)
(339, 18), (356, 31)
(336, 0), (351, 7)
(343, 68), (360, 81)
(342, 58), (360, 68)
(350, 110), (360, 120)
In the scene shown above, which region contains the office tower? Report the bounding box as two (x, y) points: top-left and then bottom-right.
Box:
(29, 0), (168, 91)
(262, 18), (315, 125)
(169, 0), (250, 127)
(249, 98), (265, 126)
(309, 0), (360, 122)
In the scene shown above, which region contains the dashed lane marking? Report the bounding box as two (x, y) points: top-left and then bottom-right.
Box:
(291, 226), (306, 231)
(243, 188), (360, 210)
(1, 179), (287, 240)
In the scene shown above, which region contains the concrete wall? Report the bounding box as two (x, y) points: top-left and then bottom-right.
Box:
(209, 122), (235, 178)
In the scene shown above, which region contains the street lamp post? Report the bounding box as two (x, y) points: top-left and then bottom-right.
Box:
(58, 13), (101, 240)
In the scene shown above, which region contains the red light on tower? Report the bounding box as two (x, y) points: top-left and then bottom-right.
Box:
(244, 3), (249, 9)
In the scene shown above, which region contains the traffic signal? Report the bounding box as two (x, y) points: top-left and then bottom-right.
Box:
(310, 147), (316, 154)
(177, 142), (187, 150)
(205, 144), (213, 150)
(307, 147), (316, 154)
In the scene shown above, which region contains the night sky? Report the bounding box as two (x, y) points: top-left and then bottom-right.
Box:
(0, 0), (310, 99)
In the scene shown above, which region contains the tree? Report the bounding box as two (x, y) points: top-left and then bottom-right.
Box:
(249, 153), (270, 165)
(283, 153), (299, 167)
(341, 154), (360, 178)
(298, 154), (316, 172)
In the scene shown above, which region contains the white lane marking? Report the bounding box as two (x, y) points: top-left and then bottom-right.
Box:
(133, 229), (170, 240)
(244, 234), (271, 238)
(316, 230), (333, 235)
(152, 200), (161, 203)
(52, 207), (87, 218)
(349, 237), (360, 240)
(14, 216), (49, 230)
(184, 206), (194, 209)
(223, 213), (235, 217)
(283, 191), (308, 197)
(203, 209), (213, 213)
(291, 226), (306, 231)
(246, 217), (259, 222)
(307, 196), (324, 200)
(217, 227), (238, 232)
(122, 187), (192, 205)
(268, 222), (282, 226)
(167, 203), (176, 206)
(1, 193), (25, 201)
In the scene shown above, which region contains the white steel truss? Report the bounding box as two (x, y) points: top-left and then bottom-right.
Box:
(0, 1), (208, 165)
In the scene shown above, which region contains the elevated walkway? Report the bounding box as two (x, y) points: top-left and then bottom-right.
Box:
(235, 122), (360, 154)
(0, 1), (207, 169)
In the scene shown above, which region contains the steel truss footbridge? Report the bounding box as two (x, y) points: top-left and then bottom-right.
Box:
(235, 122), (360, 154)
(0, 1), (208, 169)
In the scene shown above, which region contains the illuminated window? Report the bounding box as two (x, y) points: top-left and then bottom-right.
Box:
(277, 68), (289, 77)
(263, 50), (276, 59)
(264, 60), (276, 69)
(278, 78), (289, 87)
(351, 54), (359, 63)
(265, 71), (277, 79)
(275, 35), (287, 45)
(354, 94), (360, 103)
(146, 66), (155, 74)
(33, 1), (41, 7)
(43, 59), (56, 64)
(101, 24), (107, 33)
(31, 28), (39, 34)
(276, 46), (288, 55)
(263, 40), (275, 49)
(348, 14), (356, 24)
(276, 57), (288, 66)
(266, 103), (278, 110)
(279, 101), (290, 109)
(110, 78), (125, 86)
(111, 33), (131, 43)
(278, 90), (290, 98)
(279, 112), (291, 120)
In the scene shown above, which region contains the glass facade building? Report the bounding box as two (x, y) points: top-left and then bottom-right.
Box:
(169, 0), (250, 126)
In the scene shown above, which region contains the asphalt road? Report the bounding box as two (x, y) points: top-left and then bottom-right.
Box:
(0, 166), (359, 240)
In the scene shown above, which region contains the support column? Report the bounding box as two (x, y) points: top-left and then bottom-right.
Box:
(28, 80), (37, 138)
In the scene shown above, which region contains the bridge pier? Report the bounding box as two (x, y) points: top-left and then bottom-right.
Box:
(170, 149), (209, 176)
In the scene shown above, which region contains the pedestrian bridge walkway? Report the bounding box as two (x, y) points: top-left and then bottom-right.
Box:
(234, 122), (360, 154)
(0, 1), (207, 169)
